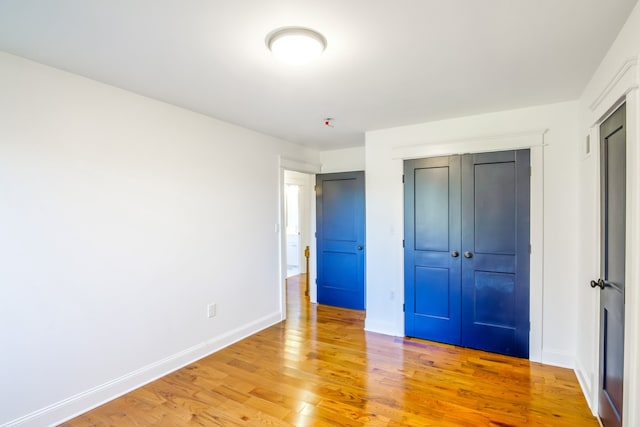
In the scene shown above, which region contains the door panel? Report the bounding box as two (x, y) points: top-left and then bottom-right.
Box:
(415, 267), (450, 318)
(415, 167), (450, 251)
(597, 103), (625, 427)
(404, 156), (461, 343)
(322, 179), (358, 241)
(316, 172), (365, 310)
(472, 271), (516, 327)
(461, 150), (530, 358)
(473, 162), (516, 254)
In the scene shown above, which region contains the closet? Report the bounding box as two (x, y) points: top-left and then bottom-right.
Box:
(404, 150), (530, 357)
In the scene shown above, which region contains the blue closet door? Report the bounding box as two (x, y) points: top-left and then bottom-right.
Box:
(461, 150), (530, 358)
(404, 156), (461, 344)
(404, 150), (530, 358)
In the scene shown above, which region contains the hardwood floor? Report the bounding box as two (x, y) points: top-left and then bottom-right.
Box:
(63, 275), (597, 426)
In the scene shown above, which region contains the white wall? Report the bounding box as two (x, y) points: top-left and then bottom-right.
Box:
(576, 2), (640, 425)
(365, 101), (582, 367)
(0, 52), (319, 426)
(320, 146), (365, 173)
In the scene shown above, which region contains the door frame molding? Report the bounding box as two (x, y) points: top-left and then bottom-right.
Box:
(587, 56), (639, 427)
(278, 157), (321, 320)
(393, 131), (546, 362)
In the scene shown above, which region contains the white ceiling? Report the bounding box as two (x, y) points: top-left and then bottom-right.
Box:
(0, 1), (637, 150)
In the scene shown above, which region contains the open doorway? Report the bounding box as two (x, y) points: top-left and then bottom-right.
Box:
(283, 170), (315, 308)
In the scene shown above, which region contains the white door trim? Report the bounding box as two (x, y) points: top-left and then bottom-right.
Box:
(278, 157), (321, 319)
(586, 56), (639, 427)
(392, 129), (547, 363)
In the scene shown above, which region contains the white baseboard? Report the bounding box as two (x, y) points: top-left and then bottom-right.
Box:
(574, 358), (597, 416)
(2, 312), (282, 427)
(364, 317), (402, 337)
(540, 348), (575, 369)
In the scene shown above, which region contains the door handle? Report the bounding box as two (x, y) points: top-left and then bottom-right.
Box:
(590, 278), (606, 290)
(451, 250), (459, 258)
(464, 251), (473, 259)
(357, 245), (363, 251)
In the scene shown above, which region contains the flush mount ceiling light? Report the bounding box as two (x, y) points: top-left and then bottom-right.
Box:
(266, 27), (327, 65)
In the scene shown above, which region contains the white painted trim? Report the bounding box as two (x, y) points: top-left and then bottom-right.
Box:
(391, 129), (549, 160)
(2, 312), (282, 427)
(586, 124), (603, 413)
(390, 130), (546, 363)
(584, 55), (640, 427)
(279, 157), (321, 174)
(308, 173), (318, 304)
(578, 124), (604, 413)
(575, 357), (597, 416)
(622, 88), (640, 427)
(589, 57), (639, 115)
(529, 145), (544, 364)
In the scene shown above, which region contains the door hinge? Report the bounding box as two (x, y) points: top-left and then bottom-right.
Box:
(314, 232), (317, 238)
(314, 185), (318, 192)
(402, 174), (405, 183)
(529, 244), (532, 254)
(403, 303), (405, 312)
(402, 239), (405, 248)
(529, 167), (532, 177)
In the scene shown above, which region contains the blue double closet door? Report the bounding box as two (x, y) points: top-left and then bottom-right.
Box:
(404, 150), (530, 358)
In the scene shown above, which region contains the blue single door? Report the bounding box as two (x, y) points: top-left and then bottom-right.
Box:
(404, 156), (462, 343)
(404, 150), (530, 358)
(316, 171), (365, 310)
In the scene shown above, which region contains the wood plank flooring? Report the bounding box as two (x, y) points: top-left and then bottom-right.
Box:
(63, 275), (598, 426)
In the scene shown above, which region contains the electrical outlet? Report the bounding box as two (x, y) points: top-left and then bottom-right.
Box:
(207, 303), (216, 318)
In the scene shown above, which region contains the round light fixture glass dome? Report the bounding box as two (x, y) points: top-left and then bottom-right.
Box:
(266, 27), (327, 65)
